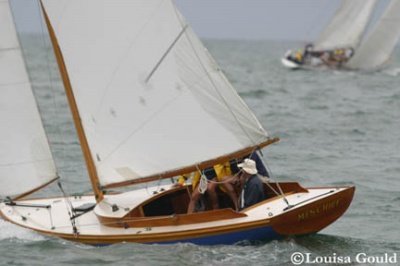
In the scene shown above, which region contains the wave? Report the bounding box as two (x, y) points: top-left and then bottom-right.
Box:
(383, 67), (400, 76)
(0, 219), (45, 242)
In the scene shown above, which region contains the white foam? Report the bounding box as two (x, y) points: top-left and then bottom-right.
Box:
(383, 67), (400, 76)
(0, 219), (45, 242)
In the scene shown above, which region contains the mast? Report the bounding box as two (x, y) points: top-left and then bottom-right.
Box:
(40, 2), (104, 202)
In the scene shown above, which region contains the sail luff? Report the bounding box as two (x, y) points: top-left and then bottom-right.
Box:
(8, 1), (60, 200)
(315, 0), (377, 50)
(346, 0), (400, 70)
(104, 137), (279, 189)
(171, 4), (267, 146)
(0, 0), (57, 198)
(179, 25), (259, 147)
(40, 1), (103, 201)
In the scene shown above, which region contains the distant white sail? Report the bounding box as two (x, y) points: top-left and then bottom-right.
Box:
(315, 0), (377, 50)
(0, 0), (56, 198)
(347, 0), (400, 70)
(40, 0), (268, 187)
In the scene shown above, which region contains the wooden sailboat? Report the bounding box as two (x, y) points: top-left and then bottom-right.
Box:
(283, 0), (400, 71)
(1, 0), (355, 245)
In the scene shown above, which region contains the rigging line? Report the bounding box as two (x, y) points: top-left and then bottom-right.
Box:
(57, 181), (75, 215)
(171, 4), (259, 146)
(176, 51), (265, 133)
(255, 149), (290, 206)
(8, 0), (60, 181)
(33, 0), (64, 174)
(93, 0), (166, 118)
(145, 24), (188, 83)
(57, 181), (78, 232)
(261, 179), (280, 197)
(283, 190), (335, 211)
(50, 0), (69, 35)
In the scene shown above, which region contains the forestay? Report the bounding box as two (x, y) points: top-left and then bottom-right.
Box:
(0, 0), (56, 198)
(40, 0), (269, 187)
(314, 0), (377, 51)
(346, 0), (400, 70)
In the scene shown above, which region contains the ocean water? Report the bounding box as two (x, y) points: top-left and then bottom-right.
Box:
(0, 35), (399, 265)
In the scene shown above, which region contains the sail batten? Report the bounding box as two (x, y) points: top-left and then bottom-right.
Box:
(0, 0), (57, 198)
(145, 24), (188, 83)
(0, 47), (19, 51)
(40, 0), (269, 188)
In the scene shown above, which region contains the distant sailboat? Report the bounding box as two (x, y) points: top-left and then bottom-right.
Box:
(1, 0), (355, 245)
(282, 0), (400, 71)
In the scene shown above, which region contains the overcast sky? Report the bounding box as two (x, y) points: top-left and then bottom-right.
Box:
(10, 0), (387, 41)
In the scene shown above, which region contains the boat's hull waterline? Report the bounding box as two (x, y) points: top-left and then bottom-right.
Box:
(0, 183), (355, 245)
(280, 57), (301, 70)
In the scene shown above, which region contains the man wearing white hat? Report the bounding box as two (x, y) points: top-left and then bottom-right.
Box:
(237, 158), (266, 210)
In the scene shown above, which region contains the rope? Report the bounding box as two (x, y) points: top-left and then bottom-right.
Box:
(206, 170), (241, 185)
(57, 181), (78, 234)
(258, 175), (279, 196)
(33, 0), (66, 174)
(47, 207), (55, 230)
(255, 150), (291, 206)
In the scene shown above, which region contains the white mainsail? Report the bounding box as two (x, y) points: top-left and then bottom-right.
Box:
(347, 0), (400, 70)
(0, 0), (57, 198)
(314, 0), (377, 51)
(40, 0), (268, 187)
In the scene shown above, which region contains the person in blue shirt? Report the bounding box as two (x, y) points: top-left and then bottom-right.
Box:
(237, 158), (266, 209)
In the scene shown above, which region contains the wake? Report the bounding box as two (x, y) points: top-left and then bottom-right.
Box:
(0, 219), (45, 242)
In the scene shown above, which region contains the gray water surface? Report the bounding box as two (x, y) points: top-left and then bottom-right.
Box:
(1, 36), (399, 266)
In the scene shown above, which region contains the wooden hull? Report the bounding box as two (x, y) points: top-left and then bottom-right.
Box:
(0, 183), (355, 245)
(271, 186), (355, 235)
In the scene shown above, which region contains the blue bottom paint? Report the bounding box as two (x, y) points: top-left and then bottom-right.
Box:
(153, 226), (282, 245)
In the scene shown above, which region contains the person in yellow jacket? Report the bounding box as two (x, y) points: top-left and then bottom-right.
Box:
(207, 162), (239, 212)
(176, 171), (201, 188)
(180, 162), (239, 213)
(294, 50), (304, 64)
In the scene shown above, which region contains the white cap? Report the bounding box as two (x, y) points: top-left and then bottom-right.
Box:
(238, 159), (257, 175)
